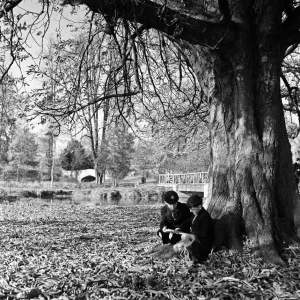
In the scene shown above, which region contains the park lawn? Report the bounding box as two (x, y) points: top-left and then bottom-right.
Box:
(0, 200), (299, 300)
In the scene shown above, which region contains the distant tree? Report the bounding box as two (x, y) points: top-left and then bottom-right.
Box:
(132, 141), (156, 177)
(31, 33), (125, 184)
(104, 125), (135, 186)
(38, 130), (62, 182)
(174, 150), (210, 173)
(0, 75), (18, 168)
(60, 139), (93, 174)
(5, 126), (38, 181)
(96, 140), (110, 179)
(133, 132), (209, 177)
(281, 50), (300, 139)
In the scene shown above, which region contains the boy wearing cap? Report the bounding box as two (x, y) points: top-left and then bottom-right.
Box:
(157, 190), (192, 244)
(183, 194), (214, 263)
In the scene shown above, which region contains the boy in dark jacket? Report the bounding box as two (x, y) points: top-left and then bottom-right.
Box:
(182, 194), (214, 263)
(157, 190), (192, 244)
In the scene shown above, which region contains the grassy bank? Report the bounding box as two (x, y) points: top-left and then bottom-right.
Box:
(0, 200), (299, 299)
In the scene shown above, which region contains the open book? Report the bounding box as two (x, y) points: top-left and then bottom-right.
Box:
(163, 229), (196, 249)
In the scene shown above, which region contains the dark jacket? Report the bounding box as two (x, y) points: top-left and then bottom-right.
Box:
(182, 207), (214, 261)
(294, 162), (300, 183)
(160, 202), (192, 230)
(294, 162), (300, 171)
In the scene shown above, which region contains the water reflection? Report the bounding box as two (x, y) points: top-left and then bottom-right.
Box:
(37, 194), (158, 206)
(16, 191), (189, 206)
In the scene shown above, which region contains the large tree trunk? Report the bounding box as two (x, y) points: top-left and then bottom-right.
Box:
(185, 3), (299, 264)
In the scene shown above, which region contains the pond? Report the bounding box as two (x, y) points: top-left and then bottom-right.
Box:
(20, 193), (189, 206)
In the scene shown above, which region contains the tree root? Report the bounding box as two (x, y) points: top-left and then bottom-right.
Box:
(253, 247), (287, 267)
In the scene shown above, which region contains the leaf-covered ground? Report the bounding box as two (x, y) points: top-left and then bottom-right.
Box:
(0, 200), (299, 300)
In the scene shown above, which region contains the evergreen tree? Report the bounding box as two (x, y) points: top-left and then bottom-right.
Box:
(60, 139), (93, 172)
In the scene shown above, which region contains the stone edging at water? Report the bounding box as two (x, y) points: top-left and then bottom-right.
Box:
(23, 190), (73, 198)
(76, 187), (167, 202)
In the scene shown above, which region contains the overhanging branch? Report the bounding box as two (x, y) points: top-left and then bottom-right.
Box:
(61, 0), (234, 47)
(0, 0), (24, 18)
(36, 90), (141, 118)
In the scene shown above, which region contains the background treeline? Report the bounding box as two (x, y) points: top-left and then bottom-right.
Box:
(0, 117), (210, 184)
(0, 74), (210, 184)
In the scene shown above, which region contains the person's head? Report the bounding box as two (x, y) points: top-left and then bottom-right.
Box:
(186, 194), (203, 215)
(164, 190), (179, 210)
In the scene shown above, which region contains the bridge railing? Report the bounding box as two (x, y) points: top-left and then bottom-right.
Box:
(159, 172), (208, 185)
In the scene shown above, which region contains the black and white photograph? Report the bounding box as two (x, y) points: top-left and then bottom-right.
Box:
(0, 1), (300, 299)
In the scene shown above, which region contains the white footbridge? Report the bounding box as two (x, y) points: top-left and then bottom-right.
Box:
(158, 172), (209, 197)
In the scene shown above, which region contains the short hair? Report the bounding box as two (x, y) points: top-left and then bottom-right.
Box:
(186, 194), (203, 208)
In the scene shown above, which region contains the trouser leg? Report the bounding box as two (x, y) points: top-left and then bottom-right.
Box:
(187, 242), (209, 263)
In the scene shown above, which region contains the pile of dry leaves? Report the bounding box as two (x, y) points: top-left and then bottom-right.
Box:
(0, 199), (299, 299)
